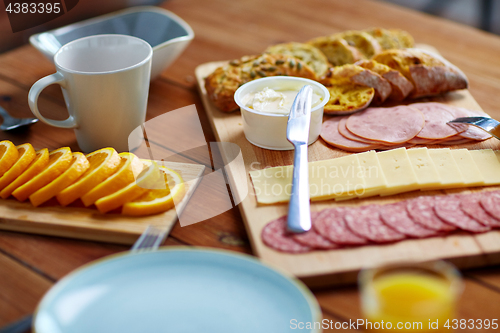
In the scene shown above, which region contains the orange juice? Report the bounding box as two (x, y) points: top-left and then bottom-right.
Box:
(359, 262), (463, 332)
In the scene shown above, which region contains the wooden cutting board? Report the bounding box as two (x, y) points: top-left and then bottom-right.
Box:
(0, 161), (205, 245)
(196, 60), (500, 287)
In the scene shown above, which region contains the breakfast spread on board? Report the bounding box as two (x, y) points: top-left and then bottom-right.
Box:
(0, 141), (185, 216)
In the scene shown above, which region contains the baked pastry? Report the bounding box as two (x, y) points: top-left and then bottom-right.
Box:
(321, 64), (392, 104)
(334, 31), (382, 59)
(265, 42), (330, 77)
(308, 37), (363, 67)
(355, 60), (414, 101)
(372, 49), (468, 98)
(324, 84), (375, 114)
(205, 54), (317, 112)
(364, 28), (414, 50)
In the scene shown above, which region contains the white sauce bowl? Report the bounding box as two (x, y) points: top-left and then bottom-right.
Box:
(234, 77), (329, 150)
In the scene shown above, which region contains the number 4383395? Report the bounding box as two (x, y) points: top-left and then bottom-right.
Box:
(5, 2), (61, 14)
(444, 319), (498, 330)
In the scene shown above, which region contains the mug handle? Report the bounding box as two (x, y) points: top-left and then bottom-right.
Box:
(28, 72), (78, 129)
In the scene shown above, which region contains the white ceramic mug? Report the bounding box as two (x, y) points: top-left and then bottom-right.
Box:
(28, 34), (153, 153)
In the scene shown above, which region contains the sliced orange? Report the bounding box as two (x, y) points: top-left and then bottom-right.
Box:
(0, 140), (19, 176)
(29, 152), (90, 207)
(122, 166), (186, 216)
(0, 143), (36, 191)
(0, 149), (49, 199)
(56, 147), (121, 206)
(12, 147), (73, 201)
(95, 161), (164, 213)
(80, 152), (144, 207)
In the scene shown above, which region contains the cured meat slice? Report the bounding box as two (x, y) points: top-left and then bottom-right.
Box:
(261, 216), (312, 253)
(480, 191), (500, 222)
(434, 196), (491, 233)
(321, 117), (383, 152)
(407, 137), (436, 145)
(438, 138), (473, 145)
(409, 102), (464, 139)
(314, 207), (369, 245)
(406, 196), (457, 232)
(460, 193), (500, 228)
(292, 212), (340, 249)
(344, 205), (406, 243)
(346, 106), (425, 143)
(379, 202), (439, 238)
(338, 117), (385, 144)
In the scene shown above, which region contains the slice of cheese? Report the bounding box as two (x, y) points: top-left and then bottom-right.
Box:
(249, 154), (365, 204)
(376, 147), (419, 196)
(469, 149), (500, 185)
(450, 149), (484, 186)
(406, 147), (441, 189)
(427, 148), (465, 188)
(355, 150), (387, 198)
(334, 150), (388, 201)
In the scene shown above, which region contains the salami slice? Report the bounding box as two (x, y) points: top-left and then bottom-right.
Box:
(292, 212), (340, 249)
(261, 216), (312, 253)
(434, 196), (491, 233)
(379, 202), (439, 238)
(410, 103), (464, 139)
(460, 193), (500, 228)
(320, 117), (383, 152)
(344, 205), (406, 243)
(406, 196), (457, 232)
(314, 207), (369, 245)
(346, 106), (425, 144)
(480, 191), (500, 222)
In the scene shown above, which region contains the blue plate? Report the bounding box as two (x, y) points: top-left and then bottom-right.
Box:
(34, 248), (321, 333)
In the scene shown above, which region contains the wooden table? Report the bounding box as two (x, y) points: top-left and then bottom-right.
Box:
(1, 0), (500, 330)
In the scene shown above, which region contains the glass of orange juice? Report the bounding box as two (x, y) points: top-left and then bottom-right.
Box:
(359, 261), (463, 332)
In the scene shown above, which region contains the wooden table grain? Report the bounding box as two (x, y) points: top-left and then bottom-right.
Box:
(0, 0), (500, 331)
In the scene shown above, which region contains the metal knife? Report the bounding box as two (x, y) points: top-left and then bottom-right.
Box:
(448, 116), (500, 139)
(286, 85), (312, 233)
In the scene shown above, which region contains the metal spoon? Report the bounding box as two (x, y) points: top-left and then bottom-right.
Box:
(0, 106), (38, 131)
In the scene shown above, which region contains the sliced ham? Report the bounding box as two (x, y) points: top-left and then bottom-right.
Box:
(346, 106), (425, 144)
(409, 102), (465, 139)
(320, 117), (383, 152)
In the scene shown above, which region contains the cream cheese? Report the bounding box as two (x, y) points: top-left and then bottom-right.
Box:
(242, 87), (322, 115)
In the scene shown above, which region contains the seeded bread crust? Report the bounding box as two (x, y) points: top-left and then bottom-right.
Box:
(334, 31), (382, 59)
(372, 49), (468, 98)
(265, 42), (330, 77)
(355, 60), (414, 101)
(321, 64), (392, 104)
(205, 54), (317, 112)
(308, 37), (363, 67)
(364, 28), (414, 50)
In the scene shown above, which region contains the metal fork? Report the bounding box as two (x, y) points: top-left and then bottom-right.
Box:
(130, 225), (169, 252)
(0, 106), (38, 131)
(448, 116), (500, 140)
(286, 85), (313, 233)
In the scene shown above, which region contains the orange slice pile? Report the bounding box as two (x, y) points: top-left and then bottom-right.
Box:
(30, 152), (90, 207)
(12, 147), (73, 202)
(0, 148), (49, 199)
(0, 141), (186, 216)
(0, 143), (36, 191)
(81, 152), (143, 207)
(94, 161), (164, 213)
(122, 166), (186, 216)
(56, 147), (121, 206)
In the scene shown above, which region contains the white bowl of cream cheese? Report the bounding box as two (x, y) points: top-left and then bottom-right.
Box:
(234, 76), (329, 150)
